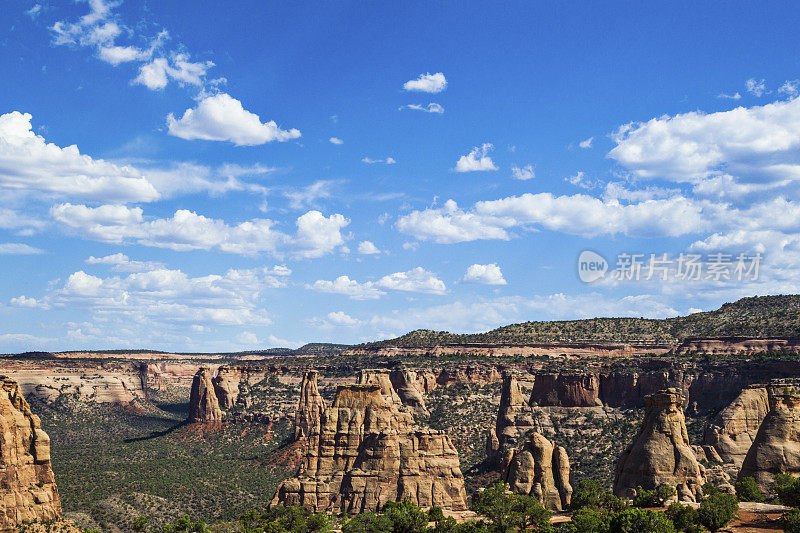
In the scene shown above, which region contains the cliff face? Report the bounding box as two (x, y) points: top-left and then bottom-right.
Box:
(293, 370), (325, 441)
(271, 383), (468, 513)
(704, 385), (770, 467)
(614, 388), (706, 502)
(502, 431), (572, 511)
(0, 379), (62, 531)
(188, 368), (223, 423)
(738, 383), (800, 491)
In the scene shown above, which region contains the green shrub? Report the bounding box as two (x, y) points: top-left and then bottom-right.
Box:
(608, 507), (676, 533)
(700, 482), (720, 498)
(472, 483), (551, 533)
(567, 507), (611, 533)
(162, 516), (209, 533)
(782, 508), (800, 533)
(775, 474), (800, 507)
(342, 513), (394, 533)
(632, 485), (676, 508)
(735, 476), (764, 502)
(697, 493), (738, 532)
(382, 500), (430, 533)
(665, 502), (699, 531)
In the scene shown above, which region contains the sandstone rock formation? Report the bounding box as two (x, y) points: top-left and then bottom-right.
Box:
(358, 369), (402, 407)
(0, 378), (62, 530)
(739, 383), (800, 491)
(495, 371), (537, 449)
(704, 385), (769, 468)
(293, 370), (326, 441)
(271, 383), (468, 513)
(614, 388), (706, 502)
(188, 367), (223, 423)
(212, 366), (240, 409)
(389, 367), (429, 417)
(531, 373), (603, 407)
(502, 431), (572, 511)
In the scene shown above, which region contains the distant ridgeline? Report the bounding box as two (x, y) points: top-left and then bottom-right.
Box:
(357, 295), (800, 349)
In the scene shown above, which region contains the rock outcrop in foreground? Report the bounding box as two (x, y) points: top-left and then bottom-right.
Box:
(293, 371), (326, 441)
(188, 367), (223, 423)
(739, 383), (800, 491)
(614, 388), (706, 502)
(0, 378), (62, 531)
(271, 383), (468, 513)
(502, 431), (572, 511)
(704, 385), (770, 468)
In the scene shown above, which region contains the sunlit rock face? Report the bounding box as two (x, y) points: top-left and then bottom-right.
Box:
(502, 431), (572, 511)
(271, 382), (468, 513)
(739, 382), (800, 492)
(704, 385), (770, 468)
(613, 388), (706, 503)
(0, 378), (62, 531)
(495, 370), (538, 449)
(188, 367), (222, 423)
(292, 370), (326, 441)
(212, 366), (241, 410)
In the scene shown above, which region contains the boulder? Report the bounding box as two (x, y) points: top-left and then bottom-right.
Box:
(271, 382), (468, 513)
(613, 388), (705, 502)
(739, 382), (800, 492)
(292, 370), (326, 441)
(502, 431), (572, 511)
(389, 367), (429, 417)
(0, 378), (62, 530)
(704, 385), (769, 468)
(188, 367), (222, 423)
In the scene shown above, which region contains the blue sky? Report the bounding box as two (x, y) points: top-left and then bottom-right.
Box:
(2, 0), (800, 352)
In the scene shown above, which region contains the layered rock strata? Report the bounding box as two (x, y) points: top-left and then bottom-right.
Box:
(357, 369), (402, 407)
(271, 383), (468, 513)
(704, 385), (770, 468)
(188, 367), (223, 423)
(502, 431), (572, 511)
(739, 382), (800, 491)
(0, 378), (62, 531)
(293, 370), (326, 441)
(614, 388), (706, 502)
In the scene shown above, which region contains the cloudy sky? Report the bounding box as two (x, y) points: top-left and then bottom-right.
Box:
(1, 1), (800, 352)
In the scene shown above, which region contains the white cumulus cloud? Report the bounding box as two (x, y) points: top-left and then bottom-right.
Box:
(463, 263), (507, 285)
(454, 143), (498, 172)
(403, 72), (447, 93)
(358, 241), (381, 255)
(0, 243), (44, 255)
(401, 103), (444, 114)
(329, 137), (344, 145)
(167, 93), (301, 146)
(511, 164), (534, 180)
(0, 111), (159, 203)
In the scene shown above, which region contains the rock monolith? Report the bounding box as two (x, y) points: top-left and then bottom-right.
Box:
(389, 367), (429, 417)
(188, 367), (223, 423)
(293, 370), (326, 441)
(614, 388), (706, 502)
(704, 384), (769, 468)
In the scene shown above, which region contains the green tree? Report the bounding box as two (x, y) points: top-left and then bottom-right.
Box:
(162, 516), (210, 533)
(383, 500), (429, 533)
(735, 476), (764, 502)
(632, 485), (676, 508)
(566, 507), (611, 533)
(697, 493), (738, 532)
(665, 502), (699, 532)
(472, 483), (551, 533)
(608, 508), (676, 533)
(775, 474), (800, 507)
(342, 513), (394, 533)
